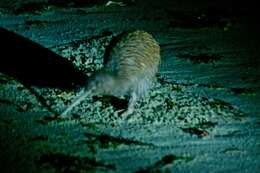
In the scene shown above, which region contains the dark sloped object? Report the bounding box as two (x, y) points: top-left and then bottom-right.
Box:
(0, 27), (87, 89)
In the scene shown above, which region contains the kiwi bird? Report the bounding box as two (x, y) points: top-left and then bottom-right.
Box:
(60, 30), (160, 117)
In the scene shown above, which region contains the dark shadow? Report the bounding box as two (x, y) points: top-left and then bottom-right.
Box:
(92, 95), (128, 111)
(0, 27), (87, 89)
(35, 153), (115, 172)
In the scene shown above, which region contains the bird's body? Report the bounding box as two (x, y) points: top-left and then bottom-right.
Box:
(61, 30), (160, 117)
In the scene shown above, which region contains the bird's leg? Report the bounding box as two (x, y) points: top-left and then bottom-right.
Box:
(121, 92), (137, 116)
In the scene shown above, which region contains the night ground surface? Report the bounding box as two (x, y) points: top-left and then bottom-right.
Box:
(0, 0), (260, 172)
